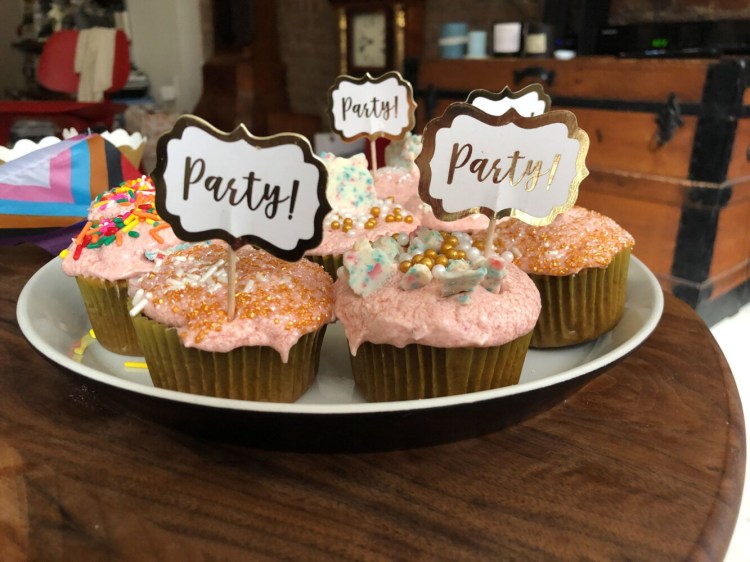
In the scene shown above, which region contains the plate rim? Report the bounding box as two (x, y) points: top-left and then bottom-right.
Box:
(17, 255), (664, 415)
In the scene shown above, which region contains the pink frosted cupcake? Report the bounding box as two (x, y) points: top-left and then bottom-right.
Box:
(129, 242), (334, 402)
(61, 187), (181, 355)
(305, 152), (419, 279)
(486, 206), (635, 348)
(334, 227), (540, 402)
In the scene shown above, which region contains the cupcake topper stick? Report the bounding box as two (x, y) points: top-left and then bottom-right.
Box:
(327, 71), (417, 173)
(152, 115), (331, 317)
(369, 139), (378, 173)
(227, 244), (237, 319)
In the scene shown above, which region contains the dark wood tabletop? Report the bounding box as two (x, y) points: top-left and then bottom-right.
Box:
(0, 243), (744, 561)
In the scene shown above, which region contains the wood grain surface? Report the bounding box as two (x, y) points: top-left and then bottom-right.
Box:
(0, 244), (744, 561)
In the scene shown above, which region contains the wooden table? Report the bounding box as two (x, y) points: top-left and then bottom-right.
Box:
(0, 244), (745, 561)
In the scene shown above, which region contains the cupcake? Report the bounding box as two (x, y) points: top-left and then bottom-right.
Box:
(61, 180), (181, 355)
(486, 206), (635, 348)
(129, 242), (334, 402)
(333, 227), (541, 402)
(305, 152), (419, 279)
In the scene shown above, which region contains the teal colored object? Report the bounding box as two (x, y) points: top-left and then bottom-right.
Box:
(440, 22), (468, 59)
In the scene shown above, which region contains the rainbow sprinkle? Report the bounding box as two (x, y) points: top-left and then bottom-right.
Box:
(68, 177), (170, 261)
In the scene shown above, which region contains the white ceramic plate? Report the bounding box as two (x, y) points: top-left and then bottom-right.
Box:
(17, 256), (663, 416)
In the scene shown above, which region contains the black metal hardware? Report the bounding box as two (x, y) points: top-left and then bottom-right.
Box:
(654, 93), (684, 146)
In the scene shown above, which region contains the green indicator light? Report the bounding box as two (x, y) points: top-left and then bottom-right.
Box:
(651, 38), (668, 48)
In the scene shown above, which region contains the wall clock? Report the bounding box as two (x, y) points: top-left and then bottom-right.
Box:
(332, 1), (405, 76)
(350, 10), (388, 69)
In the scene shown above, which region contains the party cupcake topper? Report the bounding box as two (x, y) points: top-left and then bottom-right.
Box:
(467, 83), (551, 117)
(327, 71), (417, 171)
(416, 103), (589, 255)
(152, 115), (330, 317)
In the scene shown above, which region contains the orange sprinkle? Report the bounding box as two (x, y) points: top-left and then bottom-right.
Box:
(151, 222), (171, 232)
(74, 221), (93, 244)
(149, 230), (164, 244)
(115, 232), (123, 246)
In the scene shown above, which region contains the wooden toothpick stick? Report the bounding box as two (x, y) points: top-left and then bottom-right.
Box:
(227, 245), (237, 320)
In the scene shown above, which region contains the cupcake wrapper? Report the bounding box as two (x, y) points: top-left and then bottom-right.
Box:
(306, 254), (343, 280)
(531, 249), (631, 348)
(75, 276), (141, 355)
(349, 332), (533, 402)
(131, 314), (326, 402)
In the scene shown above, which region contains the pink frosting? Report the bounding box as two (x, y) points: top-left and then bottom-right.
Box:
(491, 206), (635, 275)
(405, 194), (490, 233)
(333, 263), (540, 354)
(372, 166), (419, 206)
(61, 222), (182, 281)
(129, 243), (334, 360)
(306, 219), (419, 256)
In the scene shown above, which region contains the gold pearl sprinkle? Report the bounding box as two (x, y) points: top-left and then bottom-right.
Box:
(371, 207), (380, 217)
(399, 260), (412, 273)
(331, 221), (340, 230)
(404, 215), (413, 224)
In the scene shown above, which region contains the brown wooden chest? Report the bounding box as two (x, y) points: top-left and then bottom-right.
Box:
(411, 56), (750, 321)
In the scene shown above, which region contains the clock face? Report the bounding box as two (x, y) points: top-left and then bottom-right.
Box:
(351, 11), (387, 69)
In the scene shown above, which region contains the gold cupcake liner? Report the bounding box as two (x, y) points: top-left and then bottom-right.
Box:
(530, 249), (631, 348)
(131, 314), (326, 402)
(305, 254), (343, 280)
(75, 276), (141, 355)
(349, 332), (533, 402)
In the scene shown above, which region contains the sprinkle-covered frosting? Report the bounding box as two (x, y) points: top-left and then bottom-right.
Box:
(486, 206), (635, 275)
(333, 228), (540, 353)
(129, 242), (334, 360)
(61, 179), (181, 281)
(307, 152), (419, 256)
(88, 176), (156, 220)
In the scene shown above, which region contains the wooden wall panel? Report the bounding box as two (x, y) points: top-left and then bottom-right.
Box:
(569, 109), (697, 179)
(416, 58), (709, 104)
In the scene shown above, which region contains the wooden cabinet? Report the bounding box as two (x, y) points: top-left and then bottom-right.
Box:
(411, 56), (750, 321)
